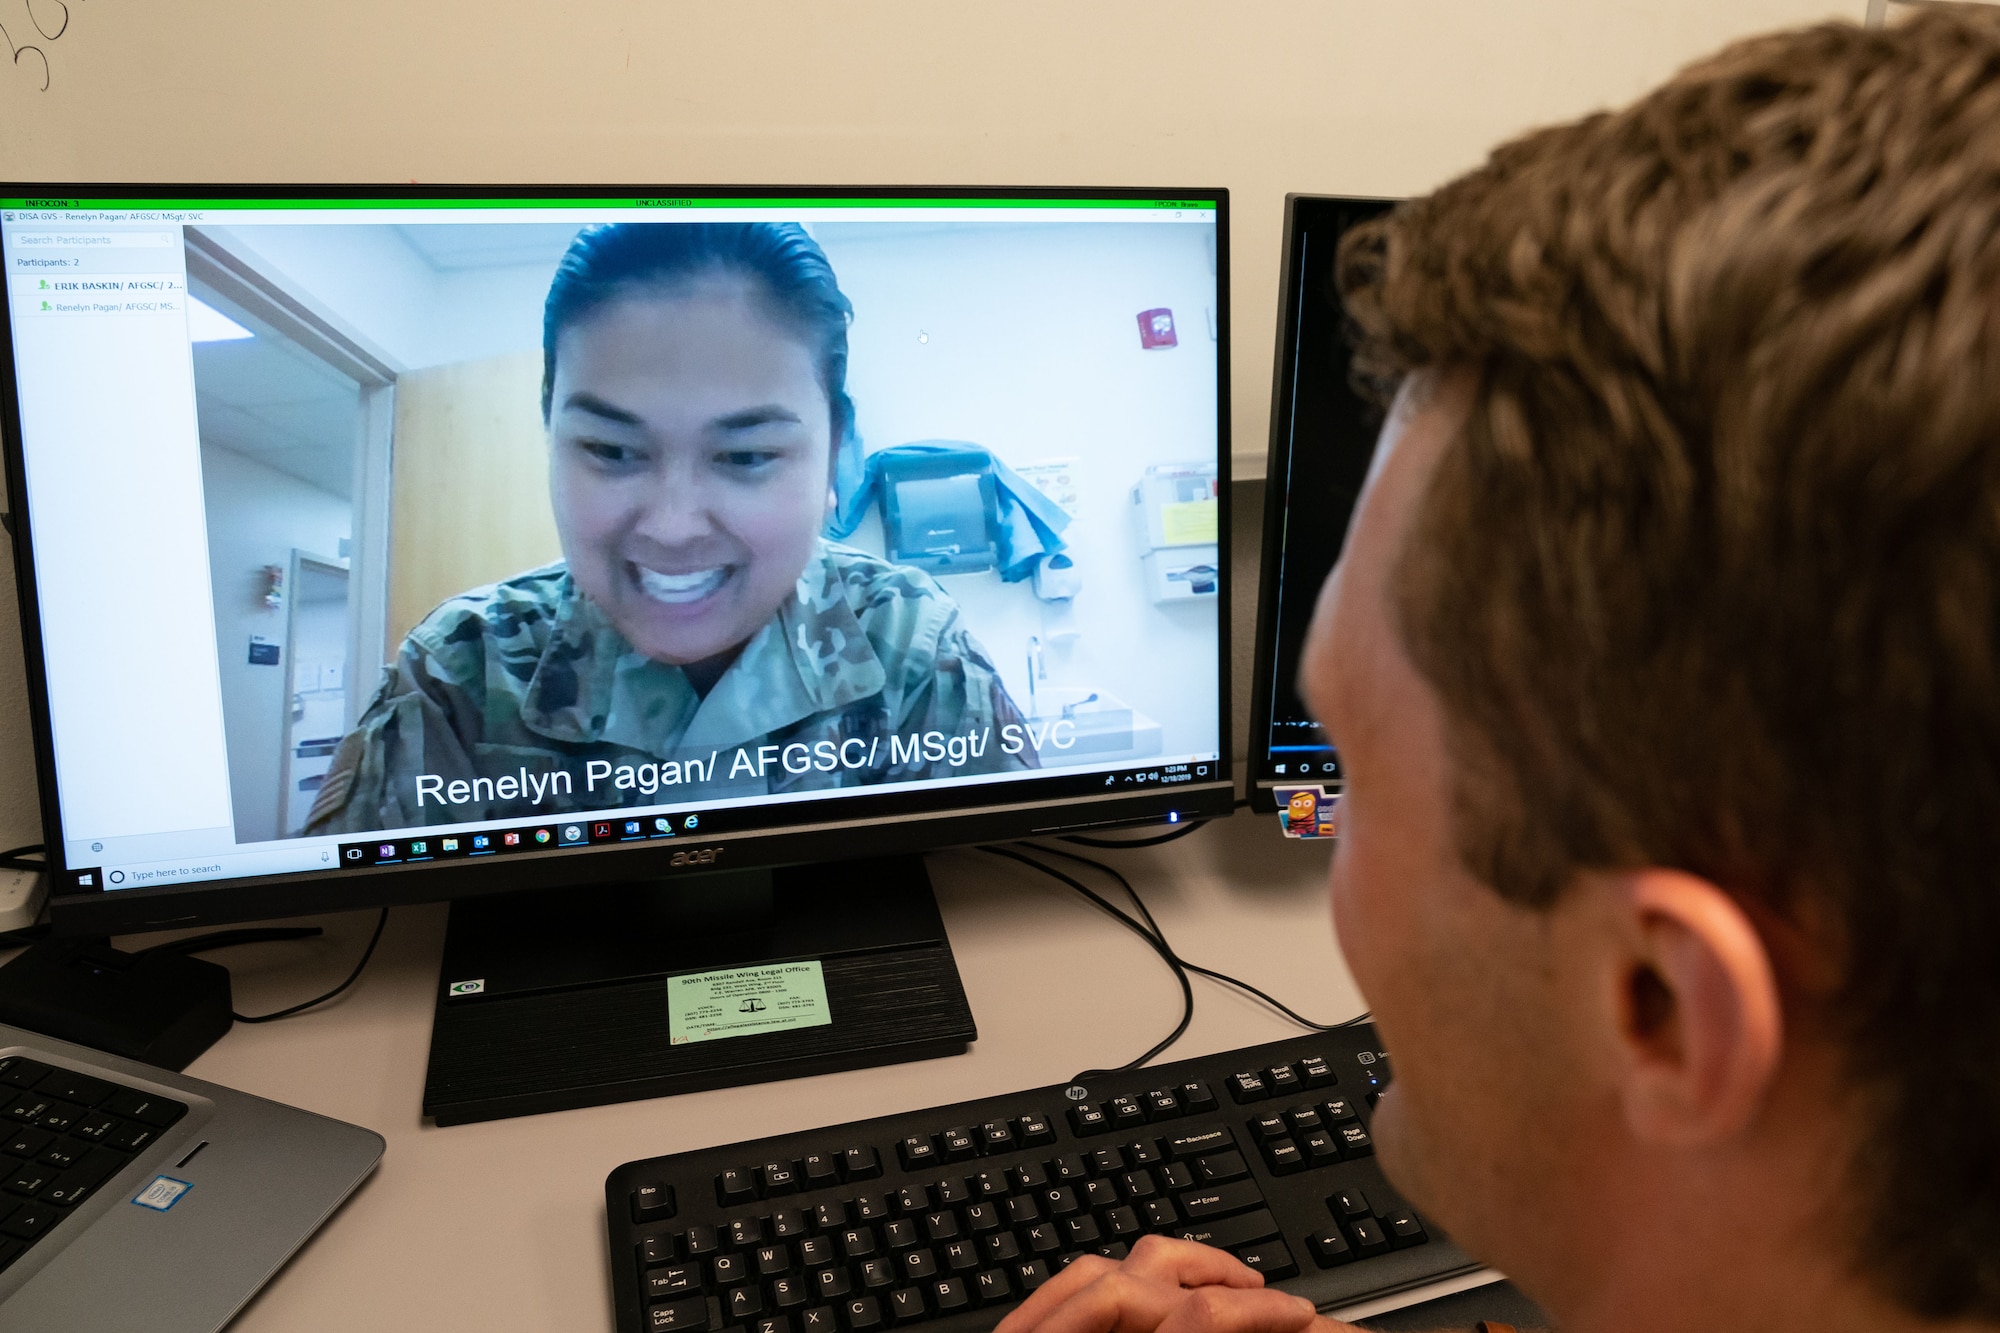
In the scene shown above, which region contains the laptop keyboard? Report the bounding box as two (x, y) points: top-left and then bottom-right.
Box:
(605, 1027), (1477, 1332)
(0, 1055), (188, 1271)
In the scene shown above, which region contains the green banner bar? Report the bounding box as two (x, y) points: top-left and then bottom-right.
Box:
(3, 195), (1215, 213)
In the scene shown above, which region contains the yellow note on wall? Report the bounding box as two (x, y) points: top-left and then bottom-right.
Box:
(1161, 498), (1219, 546)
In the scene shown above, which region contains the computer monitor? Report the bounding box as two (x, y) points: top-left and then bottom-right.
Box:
(1247, 195), (1396, 813)
(0, 184), (1232, 1120)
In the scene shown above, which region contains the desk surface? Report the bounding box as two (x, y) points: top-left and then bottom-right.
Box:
(114, 812), (1350, 1332)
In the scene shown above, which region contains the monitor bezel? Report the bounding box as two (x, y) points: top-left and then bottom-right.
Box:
(1246, 193), (1395, 814)
(0, 181), (1235, 933)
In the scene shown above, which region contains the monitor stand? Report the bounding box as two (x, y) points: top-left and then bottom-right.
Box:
(421, 854), (976, 1125)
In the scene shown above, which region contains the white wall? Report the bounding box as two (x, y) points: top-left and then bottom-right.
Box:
(824, 222), (1221, 760)
(200, 447), (352, 844)
(202, 225), (558, 372)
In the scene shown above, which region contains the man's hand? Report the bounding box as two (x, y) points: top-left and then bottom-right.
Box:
(993, 1236), (1353, 1333)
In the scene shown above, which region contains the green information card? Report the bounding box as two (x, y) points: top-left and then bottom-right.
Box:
(668, 962), (832, 1045)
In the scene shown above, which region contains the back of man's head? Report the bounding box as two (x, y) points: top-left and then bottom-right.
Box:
(1337, 11), (2000, 1320)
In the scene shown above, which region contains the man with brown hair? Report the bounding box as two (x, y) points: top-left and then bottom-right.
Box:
(995, 11), (2000, 1333)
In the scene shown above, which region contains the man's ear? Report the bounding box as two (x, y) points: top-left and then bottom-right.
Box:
(1600, 869), (1783, 1147)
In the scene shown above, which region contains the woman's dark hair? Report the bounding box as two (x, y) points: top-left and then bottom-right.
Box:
(540, 222), (855, 449)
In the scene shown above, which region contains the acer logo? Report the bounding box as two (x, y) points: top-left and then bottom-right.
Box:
(669, 847), (724, 868)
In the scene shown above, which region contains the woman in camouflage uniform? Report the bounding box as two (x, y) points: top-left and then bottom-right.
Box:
(306, 223), (1034, 834)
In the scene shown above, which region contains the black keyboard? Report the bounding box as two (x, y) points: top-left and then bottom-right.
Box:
(0, 1053), (188, 1271)
(605, 1028), (1478, 1333)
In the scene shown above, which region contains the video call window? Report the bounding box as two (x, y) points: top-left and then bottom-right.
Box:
(2, 195), (1225, 883)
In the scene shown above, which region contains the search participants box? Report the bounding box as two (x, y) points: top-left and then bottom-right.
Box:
(12, 232), (176, 248)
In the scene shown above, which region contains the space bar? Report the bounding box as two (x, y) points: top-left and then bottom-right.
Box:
(1169, 1209), (1281, 1250)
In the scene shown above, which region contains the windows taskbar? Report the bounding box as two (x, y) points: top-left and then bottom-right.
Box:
(330, 758), (1223, 869)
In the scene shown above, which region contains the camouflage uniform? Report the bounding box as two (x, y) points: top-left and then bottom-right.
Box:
(304, 540), (1036, 834)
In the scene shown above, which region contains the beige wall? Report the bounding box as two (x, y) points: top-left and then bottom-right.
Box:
(0, 0), (1861, 849)
(386, 353), (562, 650)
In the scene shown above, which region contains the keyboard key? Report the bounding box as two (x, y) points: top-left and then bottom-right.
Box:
(1248, 1113), (1289, 1142)
(1169, 1208), (1280, 1250)
(639, 1234), (678, 1268)
(854, 1195), (890, 1223)
(647, 1297), (709, 1331)
(1052, 1153), (1089, 1183)
(1091, 1241), (1131, 1261)
(842, 1295), (883, 1331)
(857, 1258), (896, 1290)
(772, 1209), (808, 1239)
(4, 1097), (50, 1125)
(1235, 1239), (1298, 1279)
(762, 1161), (800, 1195)
(930, 1278), (971, 1315)
(730, 1217), (767, 1248)
(1066, 1104), (1110, 1136)
(1348, 1216), (1390, 1257)
(0, 1060), (49, 1090)
(964, 1202), (1000, 1234)
(1177, 1081), (1218, 1113)
(1038, 1185), (1079, 1217)
(803, 1155), (840, 1189)
(900, 1250), (939, 1282)
(99, 1090), (184, 1128)
(1177, 1180), (1264, 1220)
(34, 1101), (84, 1133)
(972, 1169), (1009, 1200)
(836, 1227), (877, 1261)
(1336, 1124), (1374, 1158)
(973, 1269), (1012, 1304)
(1164, 1127), (1233, 1160)
(1262, 1141), (1305, 1175)
(105, 1123), (159, 1153)
(1385, 1209), (1429, 1248)
(1320, 1099), (1358, 1125)
(1010, 1161), (1049, 1191)
(1, 1128), (50, 1159)
(1023, 1223), (1061, 1255)
(1226, 1072), (1268, 1103)
(729, 1288), (766, 1320)
(979, 1121), (1014, 1152)
(1298, 1056), (1337, 1088)
(645, 1266), (701, 1302)
(940, 1239), (979, 1272)
(883, 1220), (920, 1250)
(717, 1169), (756, 1205)
(1107, 1098), (1147, 1130)
(921, 1210), (959, 1243)
(1085, 1148), (1123, 1176)
(1125, 1139), (1164, 1168)
(69, 1113), (116, 1144)
(1299, 1131), (1340, 1166)
(1003, 1197), (1039, 1228)
(1141, 1199), (1179, 1229)
(1328, 1188), (1371, 1220)
(755, 1318), (795, 1333)
(982, 1232), (1022, 1264)
(843, 1147), (882, 1180)
(632, 1182), (675, 1223)
(1145, 1089), (1180, 1119)
(1307, 1227), (1353, 1267)
(799, 1309), (837, 1333)
(0, 1200), (55, 1240)
(1082, 1180), (1118, 1211)
(1195, 1151), (1249, 1184)
(1121, 1169), (1158, 1201)
(893, 1187), (930, 1217)
(935, 1177), (971, 1207)
(712, 1253), (748, 1287)
(4, 1161), (54, 1197)
(755, 1245), (792, 1278)
(814, 1266), (853, 1300)
(1283, 1105), (1323, 1133)
(1015, 1112), (1056, 1146)
(682, 1225), (721, 1257)
(939, 1128), (978, 1161)
(1264, 1066), (1302, 1097)
(886, 1289), (927, 1323)
(1061, 1214), (1101, 1247)
(1013, 1259), (1052, 1293)
(798, 1236), (835, 1268)
(1104, 1206), (1142, 1239)
(771, 1277), (810, 1309)
(897, 1136), (938, 1170)
(1159, 1163), (1195, 1192)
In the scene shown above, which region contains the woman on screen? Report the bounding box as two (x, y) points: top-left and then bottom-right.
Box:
(305, 222), (1033, 835)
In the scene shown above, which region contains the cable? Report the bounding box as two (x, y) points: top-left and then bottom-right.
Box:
(140, 927), (323, 958)
(0, 843), (46, 872)
(231, 908), (389, 1025)
(978, 845), (1195, 1083)
(1026, 840), (1370, 1034)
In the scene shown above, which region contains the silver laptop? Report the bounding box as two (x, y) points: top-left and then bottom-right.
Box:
(0, 1023), (383, 1331)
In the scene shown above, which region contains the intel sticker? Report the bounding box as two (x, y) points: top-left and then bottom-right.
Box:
(133, 1176), (192, 1211)
(668, 962), (831, 1045)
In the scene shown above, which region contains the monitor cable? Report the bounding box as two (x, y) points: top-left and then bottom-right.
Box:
(138, 908), (391, 1025)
